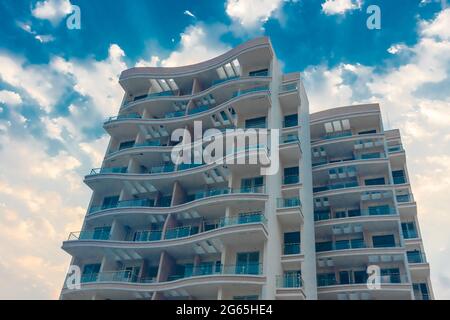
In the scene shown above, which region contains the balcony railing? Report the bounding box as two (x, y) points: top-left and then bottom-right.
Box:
(316, 239), (402, 253)
(323, 130), (353, 140)
(68, 230), (111, 241)
(317, 273), (409, 287)
(106, 113), (142, 123)
(187, 186), (266, 202)
(283, 243), (301, 255)
(123, 90), (175, 107)
(276, 274), (303, 288)
(283, 175), (300, 185)
(313, 181), (359, 193)
(388, 145), (404, 153)
(88, 198), (156, 214)
(277, 197), (301, 209)
(312, 153), (386, 167)
(280, 134), (299, 144)
(80, 271), (154, 284)
(89, 167), (128, 175)
(280, 83), (298, 93)
(167, 263), (263, 281)
(314, 207), (397, 222)
(232, 86), (269, 98)
(396, 194), (414, 203)
(402, 229), (419, 239)
(407, 252), (427, 264)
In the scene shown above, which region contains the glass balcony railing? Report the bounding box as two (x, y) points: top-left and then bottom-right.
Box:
(167, 263), (262, 282)
(68, 230), (111, 241)
(388, 145), (403, 153)
(280, 83), (298, 93)
(123, 90), (175, 107)
(88, 198), (156, 214)
(317, 273), (408, 287)
(283, 118), (298, 128)
(187, 186), (266, 202)
(89, 167), (128, 175)
(402, 230), (419, 239)
(313, 181), (359, 193)
(80, 271), (154, 284)
(280, 134), (299, 144)
(396, 194), (413, 203)
(232, 86), (269, 98)
(312, 154), (386, 167)
(323, 130), (353, 140)
(165, 110), (186, 118)
(133, 230), (163, 242)
(314, 207), (397, 221)
(283, 175), (300, 185)
(276, 274), (303, 288)
(283, 243), (301, 255)
(106, 113), (142, 122)
(393, 176), (407, 184)
(316, 239), (367, 252)
(407, 252), (427, 264)
(277, 197), (301, 208)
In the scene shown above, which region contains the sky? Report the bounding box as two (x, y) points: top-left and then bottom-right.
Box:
(0, 0), (449, 299)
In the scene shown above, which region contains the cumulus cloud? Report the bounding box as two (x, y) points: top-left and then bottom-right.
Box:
(32, 0), (73, 25)
(183, 10), (196, 18)
(0, 90), (23, 106)
(321, 0), (363, 15)
(225, 0), (286, 33)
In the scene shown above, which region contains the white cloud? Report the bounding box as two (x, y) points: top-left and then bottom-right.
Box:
(321, 0), (363, 15)
(35, 34), (55, 43)
(421, 8), (450, 40)
(32, 0), (73, 24)
(387, 43), (408, 55)
(226, 0), (284, 32)
(183, 10), (196, 18)
(0, 54), (69, 112)
(0, 90), (23, 106)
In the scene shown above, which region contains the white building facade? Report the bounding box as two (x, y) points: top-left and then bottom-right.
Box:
(60, 37), (432, 300)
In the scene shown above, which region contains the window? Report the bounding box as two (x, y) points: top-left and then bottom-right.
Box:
(316, 241), (332, 252)
(249, 68), (268, 77)
(339, 271), (351, 284)
(372, 234), (396, 248)
(82, 264), (100, 283)
(284, 232), (300, 254)
(358, 129), (377, 135)
(236, 252), (260, 274)
(407, 250), (423, 263)
(314, 210), (331, 221)
(241, 176), (264, 191)
(401, 222), (418, 239)
(245, 116), (266, 129)
(283, 270), (302, 287)
(92, 226), (111, 240)
(119, 140), (135, 150)
(368, 204), (391, 215)
(381, 268), (401, 283)
(354, 270), (367, 284)
(361, 152), (381, 159)
(317, 273), (336, 286)
(284, 167), (299, 184)
(392, 170), (406, 184)
(364, 177), (386, 186)
(101, 195), (119, 209)
(158, 195), (172, 207)
(284, 114), (298, 128)
(413, 283), (430, 300)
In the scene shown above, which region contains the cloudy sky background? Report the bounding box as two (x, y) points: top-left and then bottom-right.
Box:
(0, 0), (449, 299)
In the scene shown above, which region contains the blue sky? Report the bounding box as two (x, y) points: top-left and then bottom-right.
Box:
(0, 0), (449, 299)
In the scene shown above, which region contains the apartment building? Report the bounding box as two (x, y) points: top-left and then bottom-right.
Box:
(60, 37), (432, 300)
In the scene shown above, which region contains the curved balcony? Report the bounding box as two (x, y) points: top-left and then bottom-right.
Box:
(63, 217), (267, 260)
(315, 240), (405, 263)
(121, 75), (271, 111)
(317, 274), (412, 300)
(120, 37), (272, 84)
(86, 186), (267, 222)
(311, 132), (385, 148)
(314, 207), (399, 225)
(61, 264), (265, 300)
(312, 154), (388, 171)
(103, 85), (270, 133)
(313, 182), (394, 198)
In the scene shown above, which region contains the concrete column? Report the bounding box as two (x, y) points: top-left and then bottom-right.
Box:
(299, 80), (318, 300)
